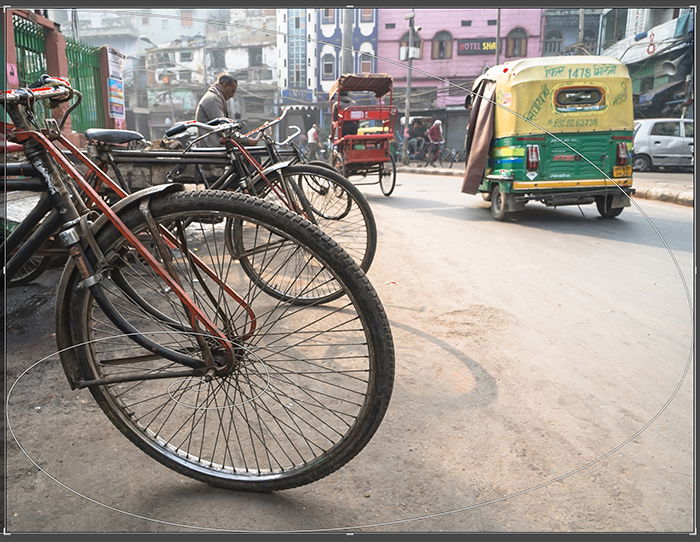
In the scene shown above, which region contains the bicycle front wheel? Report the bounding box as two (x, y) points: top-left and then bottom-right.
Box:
(59, 190), (394, 491)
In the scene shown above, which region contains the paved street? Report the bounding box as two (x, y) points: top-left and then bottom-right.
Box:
(4, 171), (693, 533)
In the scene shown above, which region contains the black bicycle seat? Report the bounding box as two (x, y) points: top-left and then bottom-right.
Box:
(85, 129), (145, 144)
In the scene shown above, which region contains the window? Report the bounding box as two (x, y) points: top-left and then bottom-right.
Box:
(555, 86), (605, 111)
(180, 9), (193, 28)
(431, 31), (453, 60)
(487, 19), (497, 25)
(684, 121), (694, 138)
(544, 30), (562, 55)
(322, 54), (335, 79)
(162, 18), (169, 29)
(400, 31), (423, 59)
(360, 53), (372, 73)
(179, 51), (193, 62)
(248, 46), (263, 67)
(505, 28), (527, 58)
(360, 8), (373, 22)
(385, 23), (395, 29)
(141, 9), (150, 25)
(461, 20), (471, 26)
(650, 121), (681, 137)
(295, 17), (300, 29)
(178, 70), (191, 82)
(211, 49), (226, 69)
(321, 8), (334, 24)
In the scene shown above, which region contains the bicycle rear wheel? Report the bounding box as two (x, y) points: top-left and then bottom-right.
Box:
(59, 190), (394, 491)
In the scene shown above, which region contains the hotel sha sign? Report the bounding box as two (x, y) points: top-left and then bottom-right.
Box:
(457, 38), (497, 55)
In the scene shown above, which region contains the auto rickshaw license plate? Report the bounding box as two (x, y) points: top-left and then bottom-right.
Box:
(613, 165), (632, 177)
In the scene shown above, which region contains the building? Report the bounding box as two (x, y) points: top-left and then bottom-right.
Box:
(542, 9), (605, 56)
(376, 8), (544, 150)
(601, 8), (694, 118)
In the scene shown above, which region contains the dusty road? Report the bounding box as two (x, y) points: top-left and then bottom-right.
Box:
(4, 172), (693, 533)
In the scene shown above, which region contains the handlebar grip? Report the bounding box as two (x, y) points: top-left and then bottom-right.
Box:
(165, 122), (188, 137)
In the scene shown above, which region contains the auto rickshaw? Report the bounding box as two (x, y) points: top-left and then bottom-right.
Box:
(462, 56), (635, 220)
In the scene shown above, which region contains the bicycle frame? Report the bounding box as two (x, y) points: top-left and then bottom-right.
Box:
(3, 114), (258, 380)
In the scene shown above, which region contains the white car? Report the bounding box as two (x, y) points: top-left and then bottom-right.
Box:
(632, 118), (694, 171)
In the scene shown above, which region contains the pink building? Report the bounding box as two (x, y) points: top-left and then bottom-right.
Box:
(377, 8), (544, 111)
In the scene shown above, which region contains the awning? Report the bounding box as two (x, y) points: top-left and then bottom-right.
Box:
(637, 80), (685, 106)
(329, 73), (393, 100)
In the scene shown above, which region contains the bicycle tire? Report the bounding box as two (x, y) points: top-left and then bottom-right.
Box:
(8, 254), (51, 286)
(249, 164), (377, 273)
(60, 190), (394, 492)
(379, 156), (396, 197)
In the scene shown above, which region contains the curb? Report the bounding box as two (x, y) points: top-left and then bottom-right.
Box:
(396, 166), (694, 207)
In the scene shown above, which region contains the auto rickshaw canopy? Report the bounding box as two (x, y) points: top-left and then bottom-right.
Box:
(329, 73), (394, 100)
(472, 56), (634, 137)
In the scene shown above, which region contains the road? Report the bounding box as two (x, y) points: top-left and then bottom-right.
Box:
(4, 172), (693, 533)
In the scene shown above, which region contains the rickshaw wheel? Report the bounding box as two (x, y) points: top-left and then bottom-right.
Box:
(595, 195), (624, 218)
(490, 184), (509, 221)
(379, 156), (397, 197)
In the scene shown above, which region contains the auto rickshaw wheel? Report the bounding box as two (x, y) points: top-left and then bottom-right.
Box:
(595, 195), (624, 218)
(490, 184), (509, 221)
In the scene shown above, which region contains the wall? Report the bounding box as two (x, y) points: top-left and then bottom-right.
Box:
(377, 8), (543, 108)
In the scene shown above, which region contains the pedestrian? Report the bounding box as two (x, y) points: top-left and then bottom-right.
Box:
(427, 119), (445, 167)
(307, 123), (320, 160)
(408, 118), (425, 156)
(195, 73), (260, 147)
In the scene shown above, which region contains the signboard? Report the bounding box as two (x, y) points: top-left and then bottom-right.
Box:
(281, 88), (314, 103)
(107, 77), (125, 119)
(6, 63), (19, 86)
(457, 38), (497, 55)
(108, 48), (126, 79)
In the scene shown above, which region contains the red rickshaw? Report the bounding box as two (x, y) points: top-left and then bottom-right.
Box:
(330, 73), (397, 196)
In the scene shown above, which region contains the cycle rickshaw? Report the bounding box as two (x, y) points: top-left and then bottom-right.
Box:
(329, 73), (398, 196)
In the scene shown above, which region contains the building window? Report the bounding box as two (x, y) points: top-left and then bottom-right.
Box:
(295, 16), (301, 29)
(360, 8), (373, 23)
(249, 46), (263, 67)
(487, 19), (497, 25)
(431, 31), (453, 60)
(505, 28), (528, 58)
(360, 52), (372, 73)
(321, 8), (334, 24)
(400, 31), (423, 59)
(543, 30), (562, 55)
(211, 49), (226, 68)
(179, 51), (193, 62)
(322, 54), (335, 80)
(181, 9), (193, 28)
(162, 18), (169, 29)
(141, 9), (150, 25)
(385, 23), (396, 29)
(461, 20), (471, 26)
(178, 70), (191, 82)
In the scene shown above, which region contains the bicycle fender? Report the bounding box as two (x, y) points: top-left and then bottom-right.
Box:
(55, 183), (185, 389)
(260, 161), (293, 177)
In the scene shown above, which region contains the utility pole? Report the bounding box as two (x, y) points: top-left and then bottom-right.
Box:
(401, 9), (416, 165)
(578, 8), (585, 48)
(341, 9), (354, 74)
(495, 8), (501, 65)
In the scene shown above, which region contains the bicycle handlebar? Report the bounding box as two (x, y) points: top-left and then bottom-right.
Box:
(3, 75), (73, 105)
(165, 119), (242, 138)
(279, 125), (301, 146)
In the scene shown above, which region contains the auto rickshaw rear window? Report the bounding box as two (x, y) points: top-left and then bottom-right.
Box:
(554, 87), (605, 112)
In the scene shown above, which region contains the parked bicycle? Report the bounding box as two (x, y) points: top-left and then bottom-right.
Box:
(2, 75), (395, 491)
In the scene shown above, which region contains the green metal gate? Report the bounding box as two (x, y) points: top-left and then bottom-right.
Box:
(66, 39), (105, 132)
(12, 14), (50, 120)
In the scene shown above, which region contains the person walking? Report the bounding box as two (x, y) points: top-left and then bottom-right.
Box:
(427, 119), (445, 167)
(307, 123), (320, 160)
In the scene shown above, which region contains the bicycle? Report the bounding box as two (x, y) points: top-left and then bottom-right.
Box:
(2, 75), (395, 491)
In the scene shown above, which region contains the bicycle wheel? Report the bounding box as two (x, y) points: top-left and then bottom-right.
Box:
(249, 164), (377, 274)
(379, 156), (396, 197)
(59, 190), (394, 492)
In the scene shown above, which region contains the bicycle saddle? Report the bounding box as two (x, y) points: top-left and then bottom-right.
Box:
(85, 129), (145, 144)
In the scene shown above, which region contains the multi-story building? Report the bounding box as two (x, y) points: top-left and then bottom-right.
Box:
(601, 8), (694, 118)
(316, 8), (379, 94)
(376, 8), (543, 149)
(542, 9), (605, 56)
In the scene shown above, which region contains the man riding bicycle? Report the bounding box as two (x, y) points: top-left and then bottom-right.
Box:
(427, 119), (444, 167)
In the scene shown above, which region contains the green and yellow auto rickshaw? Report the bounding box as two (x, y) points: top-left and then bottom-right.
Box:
(462, 56), (635, 220)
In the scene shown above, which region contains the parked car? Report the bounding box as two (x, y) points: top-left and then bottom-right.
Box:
(632, 118), (694, 171)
